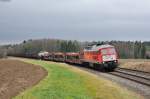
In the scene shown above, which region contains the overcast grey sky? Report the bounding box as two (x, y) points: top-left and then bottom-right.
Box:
(0, 0), (150, 44)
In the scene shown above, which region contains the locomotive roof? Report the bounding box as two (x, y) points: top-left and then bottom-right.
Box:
(84, 44), (114, 51)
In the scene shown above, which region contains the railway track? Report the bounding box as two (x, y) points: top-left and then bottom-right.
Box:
(109, 67), (150, 87)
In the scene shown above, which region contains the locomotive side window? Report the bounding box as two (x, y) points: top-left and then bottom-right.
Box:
(109, 48), (116, 54)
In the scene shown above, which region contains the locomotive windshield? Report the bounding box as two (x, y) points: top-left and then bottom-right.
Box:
(101, 48), (116, 55)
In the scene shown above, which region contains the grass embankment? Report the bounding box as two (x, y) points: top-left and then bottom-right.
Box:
(14, 59), (142, 99)
(119, 59), (150, 72)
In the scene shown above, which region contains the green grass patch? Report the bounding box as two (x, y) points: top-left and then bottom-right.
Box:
(13, 59), (142, 99)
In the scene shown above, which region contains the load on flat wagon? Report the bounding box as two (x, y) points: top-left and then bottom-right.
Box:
(38, 51), (49, 60)
(53, 52), (65, 62)
(65, 52), (81, 64)
(81, 44), (118, 70)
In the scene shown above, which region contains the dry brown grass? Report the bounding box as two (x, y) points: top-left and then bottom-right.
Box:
(119, 59), (150, 72)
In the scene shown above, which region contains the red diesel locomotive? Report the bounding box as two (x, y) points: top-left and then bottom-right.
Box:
(81, 44), (118, 70)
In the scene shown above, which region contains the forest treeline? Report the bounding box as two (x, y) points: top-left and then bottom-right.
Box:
(0, 39), (150, 59)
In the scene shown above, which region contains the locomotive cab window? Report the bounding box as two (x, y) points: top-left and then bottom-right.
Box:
(101, 48), (116, 55)
(101, 49), (108, 55)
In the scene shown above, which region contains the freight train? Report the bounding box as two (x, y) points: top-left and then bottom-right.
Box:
(38, 44), (118, 71)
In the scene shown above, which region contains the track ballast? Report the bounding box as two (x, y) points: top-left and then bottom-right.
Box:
(110, 67), (150, 87)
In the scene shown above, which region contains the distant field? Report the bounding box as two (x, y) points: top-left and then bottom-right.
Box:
(12, 58), (142, 99)
(119, 59), (150, 72)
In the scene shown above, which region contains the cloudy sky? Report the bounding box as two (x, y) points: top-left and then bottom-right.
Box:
(0, 0), (150, 44)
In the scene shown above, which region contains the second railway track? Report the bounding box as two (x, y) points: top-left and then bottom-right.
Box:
(110, 67), (150, 87)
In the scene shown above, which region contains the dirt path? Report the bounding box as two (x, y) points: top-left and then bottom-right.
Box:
(0, 59), (47, 99)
